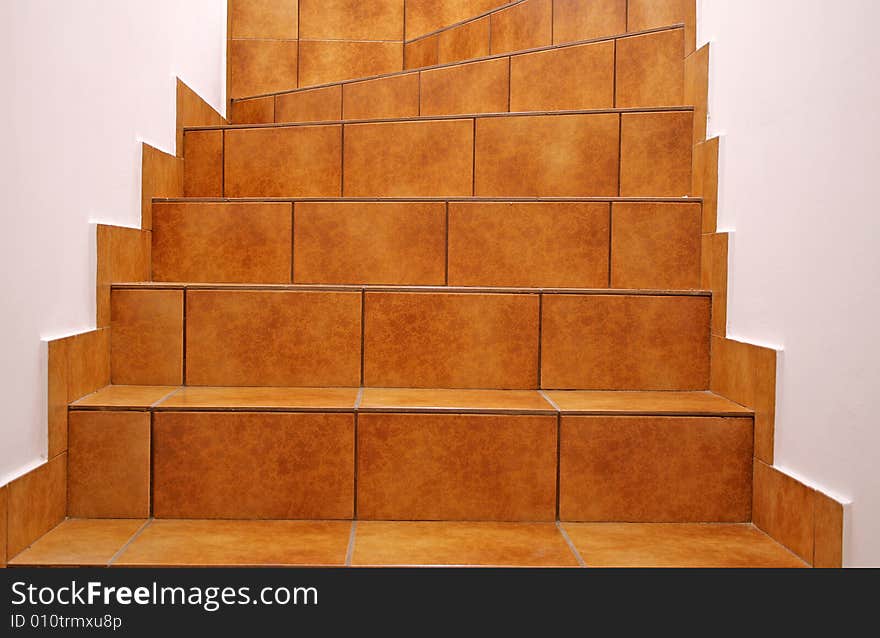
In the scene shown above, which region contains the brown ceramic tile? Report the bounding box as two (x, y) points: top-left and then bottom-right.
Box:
(813, 491), (844, 568)
(509, 40), (614, 112)
(186, 290), (361, 386)
(275, 85), (341, 123)
(560, 416), (752, 521)
(405, 0), (501, 40)
(298, 40), (402, 87)
(228, 39), (298, 98)
(546, 390), (751, 416)
(360, 388), (555, 413)
(153, 412), (354, 519)
(358, 413), (557, 520)
(627, 0), (697, 53)
(342, 73), (419, 120)
(230, 0), (298, 39)
(364, 291), (539, 389)
(152, 202), (292, 283)
(230, 96), (274, 124)
(420, 58), (509, 116)
(711, 336), (777, 463)
(115, 520), (352, 567)
(72, 385), (178, 408)
(552, 0), (627, 43)
(541, 294), (710, 390)
(224, 125), (342, 197)
(475, 113), (619, 196)
(692, 136), (720, 232)
(176, 79), (226, 157)
(157, 386), (358, 411)
(0, 485), (7, 567)
(448, 202), (609, 287)
(620, 111), (693, 196)
(47, 338), (70, 457)
(685, 44), (709, 144)
(616, 29), (685, 108)
(611, 202), (701, 289)
(183, 130), (223, 197)
(141, 143), (183, 230)
(353, 522), (579, 566)
(701, 232), (728, 335)
(404, 34), (439, 69)
(293, 202), (446, 285)
(438, 16), (490, 64)
(343, 119), (473, 197)
(300, 0), (403, 40)
(9, 519), (146, 567)
(68, 411), (150, 518)
(490, 0), (553, 54)
(67, 329), (111, 402)
(564, 523), (806, 568)
(753, 460), (815, 563)
(111, 289), (183, 386)
(97, 225), (152, 326)
(7, 454), (67, 557)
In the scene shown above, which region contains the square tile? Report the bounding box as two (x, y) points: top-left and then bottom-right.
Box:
(275, 85), (342, 123)
(552, 0), (627, 43)
(404, 35), (439, 69)
(299, 0), (403, 40)
(183, 130), (223, 197)
(176, 79), (226, 154)
(298, 40), (402, 87)
(701, 232), (728, 335)
(229, 0), (298, 39)
(8, 519), (146, 567)
(111, 289), (183, 386)
(406, 0), (500, 40)
(620, 111), (693, 196)
(342, 73), (419, 121)
(420, 58), (509, 116)
(7, 454), (67, 558)
(615, 29), (685, 108)
(230, 96), (274, 125)
(813, 491), (844, 568)
(67, 329), (111, 402)
(47, 338), (70, 457)
(228, 39), (297, 98)
(141, 143), (183, 229)
(438, 16), (490, 64)
(627, 0), (697, 53)
(753, 460), (814, 563)
(490, 0), (553, 54)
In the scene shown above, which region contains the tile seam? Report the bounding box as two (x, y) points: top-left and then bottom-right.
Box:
(345, 520), (357, 567)
(108, 519), (153, 567)
(556, 522), (587, 567)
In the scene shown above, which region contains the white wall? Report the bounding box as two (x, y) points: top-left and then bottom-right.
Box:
(0, 0), (226, 484)
(699, 0), (880, 566)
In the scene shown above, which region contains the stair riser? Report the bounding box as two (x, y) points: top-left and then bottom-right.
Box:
(184, 111), (693, 199)
(109, 289), (710, 390)
(151, 201), (702, 289)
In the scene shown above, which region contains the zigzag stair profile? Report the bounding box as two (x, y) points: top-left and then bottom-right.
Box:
(7, 0), (815, 569)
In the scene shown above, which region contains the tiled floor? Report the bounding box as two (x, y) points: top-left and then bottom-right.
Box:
(8, 519), (807, 568)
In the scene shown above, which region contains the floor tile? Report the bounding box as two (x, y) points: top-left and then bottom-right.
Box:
(9, 520), (146, 567)
(156, 386), (359, 411)
(359, 388), (555, 414)
(71, 385), (179, 408)
(546, 390), (750, 416)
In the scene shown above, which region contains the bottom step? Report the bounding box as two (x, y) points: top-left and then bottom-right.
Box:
(8, 519), (806, 568)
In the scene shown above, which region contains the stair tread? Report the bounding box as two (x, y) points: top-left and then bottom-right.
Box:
(359, 388), (554, 414)
(157, 386), (360, 411)
(71, 385), (179, 409)
(545, 390), (752, 416)
(157, 196), (702, 203)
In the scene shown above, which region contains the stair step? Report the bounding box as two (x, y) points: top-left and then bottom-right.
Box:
(183, 108), (693, 199)
(232, 26), (686, 124)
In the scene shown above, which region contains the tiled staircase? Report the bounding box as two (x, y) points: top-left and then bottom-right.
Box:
(5, 0), (824, 568)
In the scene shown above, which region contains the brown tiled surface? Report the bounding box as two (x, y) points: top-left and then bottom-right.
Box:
(620, 111), (692, 196)
(141, 144), (183, 229)
(67, 329), (111, 402)
(684, 44), (709, 144)
(611, 202), (701, 289)
(353, 522), (579, 566)
(275, 85), (342, 123)
(546, 390), (751, 416)
(294, 202), (446, 285)
(47, 338), (70, 457)
(111, 289), (183, 386)
(176, 79), (226, 157)
(157, 386), (358, 411)
(343, 120), (474, 197)
(228, 39), (298, 98)
(68, 412), (150, 518)
(711, 336), (776, 463)
(115, 520), (352, 567)
(541, 294), (710, 390)
(753, 460), (815, 563)
(364, 292), (539, 389)
(299, 0), (403, 40)
(183, 130), (223, 197)
(230, 96), (274, 125)
(229, 0), (298, 40)
(342, 73), (419, 121)
(701, 232), (728, 335)
(438, 16), (490, 64)
(7, 454), (67, 557)
(616, 29), (685, 108)
(153, 412), (354, 519)
(564, 523), (806, 568)
(552, 0), (627, 43)
(72, 385), (178, 409)
(448, 202), (610, 287)
(404, 34), (439, 69)
(360, 388), (555, 413)
(186, 290), (361, 386)
(813, 491), (844, 568)
(560, 416), (752, 521)
(358, 413), (557, 520)
(627, 0), (697, 53)
(406, 0), (502, 40)
(0, 485), (7, 567)
(490, 0), (552, 54)
(152, 202), (292, 283)
(475, 113), (619, 196)
(97, 224), (151, 326)
(298, 40), (402, 87)
(225, 125), (342, 197)
(420, 58), (509, 116)
(693, 136), (720, 232)
(9, 520), (146, 567)
(509, 41), (614, 112)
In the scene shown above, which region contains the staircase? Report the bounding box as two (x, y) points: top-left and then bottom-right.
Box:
(5, 0), (817, 569)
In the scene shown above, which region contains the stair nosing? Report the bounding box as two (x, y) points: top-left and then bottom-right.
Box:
(154, 196), (704, 204)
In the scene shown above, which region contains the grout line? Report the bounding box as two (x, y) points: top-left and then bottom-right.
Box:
(353, 412), (359, 520)
(617, 113), (623, 196)
(345, 520), (358, 567)
(607, 203), (613, 287)
(554, 411), (561, 519)
(444, 202), (450, 284)
(612, 39), (617, 108)
(272, 94), (277, 124)
(108, 519), (153, 567)
(150, 387), (183, 409)
(538, 389), (560, 412)
(471, 118), (477, 195)
(148, 412), (155, 517)
(507, 55), (511, 111)
(556, 522), (586, 567)
(359, 291), (366, 385)
(354, 386), (365, 411)
(290, 203), (296, 283)
(340, 125), (345, 196)
(537, 292), (543, 388)
(220, 131), (226, 198)
(550, 0), (555, 45)
(181, 290), (187, 383)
